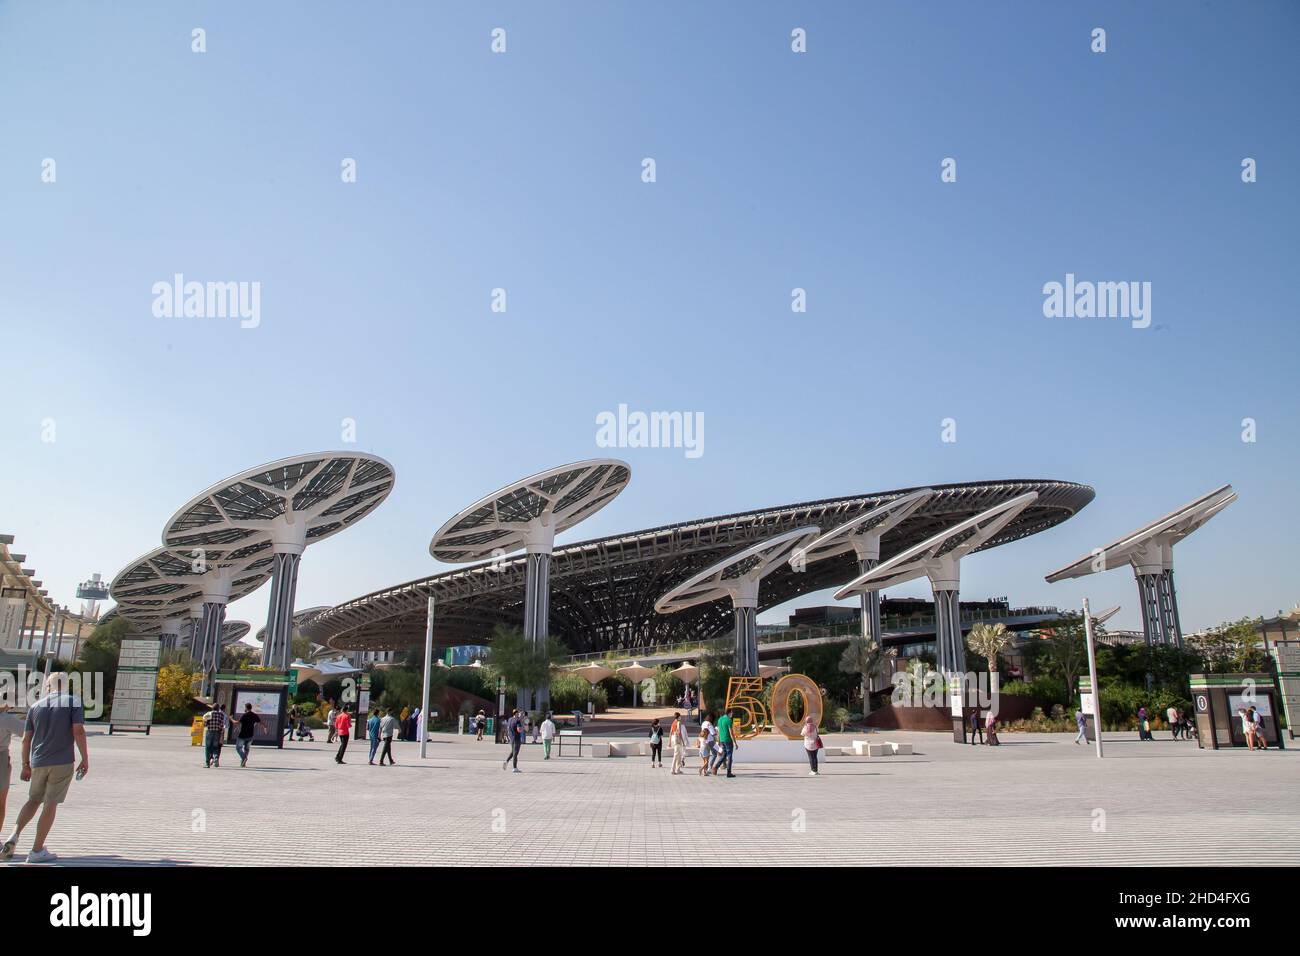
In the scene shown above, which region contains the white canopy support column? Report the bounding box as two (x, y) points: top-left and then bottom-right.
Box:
(431, 459), (631, 715)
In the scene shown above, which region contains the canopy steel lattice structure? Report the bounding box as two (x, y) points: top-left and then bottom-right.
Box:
(835, 491), (1041, 675)
(307, 479), (1095, 663)
(790, 488), (934, 652)
(109, 546), (273, 695)
(1045, 484), (1235, 648)
(656, 526), (820, 676)
(430, 459), (631, 710)
(162, 453), (396, 671)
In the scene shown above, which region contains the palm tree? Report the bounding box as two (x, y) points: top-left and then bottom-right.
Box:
(838, 636), (896, 717)
(966, 622), (1013, 685)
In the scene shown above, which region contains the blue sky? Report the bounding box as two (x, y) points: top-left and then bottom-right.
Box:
(1, 1), (1296, 640)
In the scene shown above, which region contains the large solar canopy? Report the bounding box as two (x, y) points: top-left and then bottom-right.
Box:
(108, 546), (273, 623)
(1044, 484), (1235, 582)
(221, 620), (251, 646)
(310, 478), (1093, 655)
(430, 459), (631, 561)
(163, 453), (395, 552)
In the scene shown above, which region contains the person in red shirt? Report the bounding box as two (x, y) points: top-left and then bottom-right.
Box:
(334, 709), (352, 764)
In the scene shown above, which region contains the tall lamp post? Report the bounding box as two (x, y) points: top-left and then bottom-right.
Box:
(419, 595), (435, 758)
(1082, 597), (1104, 759)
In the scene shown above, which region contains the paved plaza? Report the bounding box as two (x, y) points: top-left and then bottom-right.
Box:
(3, 724), (1297, 867)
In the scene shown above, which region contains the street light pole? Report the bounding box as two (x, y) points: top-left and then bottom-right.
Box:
(419, 596), (435, 759)
(1082, 597), (1104, 759)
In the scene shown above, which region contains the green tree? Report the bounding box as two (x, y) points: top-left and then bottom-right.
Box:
(837, 636), (895, 716)
(154, 663), (200, 721)
(1187, 617), (1271, 673)
(484, 624), (568, 706)
(1031, 615), (1089, 705)
(966, 622), (1013, 682)
(76, 617), (134, 700)
(789, 642), (857, 708)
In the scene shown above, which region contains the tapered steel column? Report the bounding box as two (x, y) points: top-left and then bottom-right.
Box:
(858, 557), (882, 644)
(733, 605), (759, 677)
(262, 551), (302, 670)
(933, 589), (964, 675)
(522, 551), (551, 712)
(197, 601), (227, 698)
(1136, 572), (1163, 646)
(1157, 570), (1183, 648)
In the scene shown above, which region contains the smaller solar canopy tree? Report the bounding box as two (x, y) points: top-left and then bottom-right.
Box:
(430, 459), (631, 711)
(835, 492), (1040, 677)
(109, 546), (272, 697)
(790, 488), (933, 648)
(162, 453), (396, 671)
(655, 526), (820, 677)
(1045, 484), (1235, 648)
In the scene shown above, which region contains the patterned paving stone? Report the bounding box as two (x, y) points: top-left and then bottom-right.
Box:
(2, 726), (1296, 866)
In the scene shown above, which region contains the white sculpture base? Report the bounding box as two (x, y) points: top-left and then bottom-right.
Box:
(729, 738), (826, 764)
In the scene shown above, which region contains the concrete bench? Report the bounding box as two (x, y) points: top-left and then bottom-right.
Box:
(849, 740), (912, 756)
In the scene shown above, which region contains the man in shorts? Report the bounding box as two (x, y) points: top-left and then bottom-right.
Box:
(2, 673), (89, 864)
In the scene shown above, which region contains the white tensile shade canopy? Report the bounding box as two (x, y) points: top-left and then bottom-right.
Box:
(161, 453), (396, 671)
(790, 488), (933, 651)
(836, 491), (1041, 676)
(430, 459), (631, 712)
(288, 660), (323, 685)
(617, 661), (655, 706)
(573, 663), (614, 685)
(758, 663), (788, 678)
(670, 661), (699, 683)
(656, 526), (820, 677)
(1045, 484), (1235, 648)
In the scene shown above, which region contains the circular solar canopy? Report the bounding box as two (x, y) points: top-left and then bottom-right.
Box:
(311, 478), (1094, 654)
(163, 453), (396, 555)
(792, 488), (934, 568)
(108, 546), (273, 624)
(656, 526), (821, 614)
(430, 459), (631, 561)
(1045, 484), (1235, 582)
(221, 620), (251, 646)
(253, 606), (331, 647)
(835, 491), (1040, 599)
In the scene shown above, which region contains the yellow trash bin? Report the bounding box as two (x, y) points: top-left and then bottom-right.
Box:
(190, 716), (204, 746)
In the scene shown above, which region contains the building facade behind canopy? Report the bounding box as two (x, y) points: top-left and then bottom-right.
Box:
(308, 479), (1093, 657)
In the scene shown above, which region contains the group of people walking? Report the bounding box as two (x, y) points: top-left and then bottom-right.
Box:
(499, 709), (558, 771)
(200, 701), (264, 767)
(647, 712), (825, 776)
(964, 708), (1000, 746)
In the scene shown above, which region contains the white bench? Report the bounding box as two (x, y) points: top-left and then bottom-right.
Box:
(849, 740), (913, 757)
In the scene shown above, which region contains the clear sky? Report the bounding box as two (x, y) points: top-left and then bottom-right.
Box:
(2, 1), (1296, 642)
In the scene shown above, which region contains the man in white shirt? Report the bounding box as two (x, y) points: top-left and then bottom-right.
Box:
(540, 713), (557, 759)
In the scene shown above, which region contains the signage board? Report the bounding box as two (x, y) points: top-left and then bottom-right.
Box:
(109, 638), (162, 733)
(0, 597), (27, 648)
